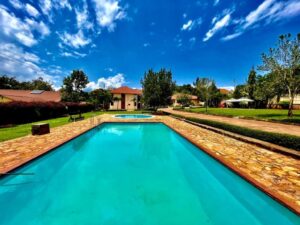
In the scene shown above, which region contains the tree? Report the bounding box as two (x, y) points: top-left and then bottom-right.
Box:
(0, 75), (19, 89)
(233, 84), (248, 99)
(31, 77), (53, 91)
(141, 68), (175, 110)
(209, 81), (223, 107)
(194, 77), (213, 112)
(89, 89), (112, 110)
(0, 75), (53, 90)
(113, 96), (121, 110)
(259, 33), (300, 117)
(247, 67), (256, 100)
(61, 70), (89, 102)
(176, 94), (191, 107)
(175, 84), (196, 95)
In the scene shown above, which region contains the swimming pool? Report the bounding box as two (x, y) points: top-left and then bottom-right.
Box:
(114, 114), (153, 119)
(0, 123), (298, 225)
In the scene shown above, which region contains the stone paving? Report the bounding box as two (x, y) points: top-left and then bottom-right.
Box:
(160, 108), (300, 137)
(0, 114), (299, 214)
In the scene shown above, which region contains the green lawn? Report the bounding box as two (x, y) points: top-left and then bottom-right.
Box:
(0, 111), (145, 142)
(181, 108), (300, 124)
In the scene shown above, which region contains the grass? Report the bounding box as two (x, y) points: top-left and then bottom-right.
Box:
(179, 107), (300, 124)
(0, 110), (146, 142)
(172, 114), (300, 151)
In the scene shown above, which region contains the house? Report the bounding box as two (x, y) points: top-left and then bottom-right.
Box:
(0, 89), (61, 103)
(269, 94), (300, 109)
(109, 86), (142, 110)
(219, 88), (231, 95)
(171, 93), (200, 106)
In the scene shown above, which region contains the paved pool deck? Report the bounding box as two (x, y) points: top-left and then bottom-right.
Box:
(0, 114), (299, 215)
(160, 108), (300, 137)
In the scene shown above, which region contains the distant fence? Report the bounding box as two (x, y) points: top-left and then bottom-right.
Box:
(0, 101), (94, 125)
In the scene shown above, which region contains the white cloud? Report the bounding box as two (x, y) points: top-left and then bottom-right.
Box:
(0, 5), (50, 46)
(223, 0), (300, 41)
(0, 6), (35, 46)
(221, 32), (242, 41)
(61, 51), (87, 58)
(214, 0), (220, 6)
(143, 42), (150, 47)
(181, 20), (192, 30)
(105, 68), (114, 72)
(9, 0), (22, 9)
(25, 18), (50, 37)
(54, 0), (72, 11)
(181, 18), (202, 31)
(58, 30), (91, 48)
(25, 4), (40, 18)
(91, 0), (126, 32)
(203, 14), (231, 41)
(39, 0), (52, 16)
(0, 42), (57, 83)
(243, 0), (275, 29)
(75, 1), (93, 30)
(86, 73), (125, 90)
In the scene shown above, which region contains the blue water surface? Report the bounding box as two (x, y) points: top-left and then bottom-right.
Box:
(114, 114), (153, 119)
(0, 123), (299, 225)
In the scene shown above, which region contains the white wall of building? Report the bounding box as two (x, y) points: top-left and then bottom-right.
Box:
(109, 94), (139, 110)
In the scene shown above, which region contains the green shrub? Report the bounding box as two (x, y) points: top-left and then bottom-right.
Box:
(173, 114), (300, 151)
(278, 101), (290, 109)
(0, 101), (94, 125)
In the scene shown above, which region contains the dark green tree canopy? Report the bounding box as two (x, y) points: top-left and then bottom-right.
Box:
(247, 67), (256, 100)
(61, 70), (89, 102)
(89, 89), (112, 110)
(175, 84), (197, 95)
(0, 75), (53, 91)
(233, 84), (248, 99)
(141, 68), (175, 110)
(194, 78), (223, 109)
(259, 33), (300, 116)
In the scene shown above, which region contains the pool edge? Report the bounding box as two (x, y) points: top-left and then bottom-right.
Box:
(162, 122), (300, 216)
(1, 119), (299, 216)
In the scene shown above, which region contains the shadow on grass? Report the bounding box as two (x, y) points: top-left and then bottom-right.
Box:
(254, 114), (300, 124)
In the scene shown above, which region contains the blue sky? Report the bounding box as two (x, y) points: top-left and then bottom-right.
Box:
(0, 0), (299, 90)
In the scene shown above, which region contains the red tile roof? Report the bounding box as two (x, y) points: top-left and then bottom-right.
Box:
(219, 88), (230, 95)
(0, 89), (61, 102)
(172, 93), (198, 100)
(110, 86), (142, 95)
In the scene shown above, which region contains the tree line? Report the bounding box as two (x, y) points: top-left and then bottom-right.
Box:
(0, 76), (53, 91)
(1, 33), (299, 116)
(233, 33), (300, 117)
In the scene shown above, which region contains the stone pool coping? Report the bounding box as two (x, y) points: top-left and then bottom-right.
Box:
(0, 114), (299, 215)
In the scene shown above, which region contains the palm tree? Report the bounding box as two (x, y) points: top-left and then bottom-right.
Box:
(113, 96), (121, 110)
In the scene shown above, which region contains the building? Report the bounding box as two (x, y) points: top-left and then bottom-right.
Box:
(109, 86), (142, 110)
(219, 88), (231, 95)
(269, 94), (300, 109)
(0, 89), (61, 103)
(171, 93), (199, 106)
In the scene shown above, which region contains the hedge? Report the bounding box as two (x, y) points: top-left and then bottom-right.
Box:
(172, 114), (300, 151)
(0, 101), (94, 125)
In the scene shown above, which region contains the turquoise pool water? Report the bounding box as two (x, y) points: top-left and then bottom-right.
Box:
(114, 114), (153, 119)
(0, 123), (299, 225)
